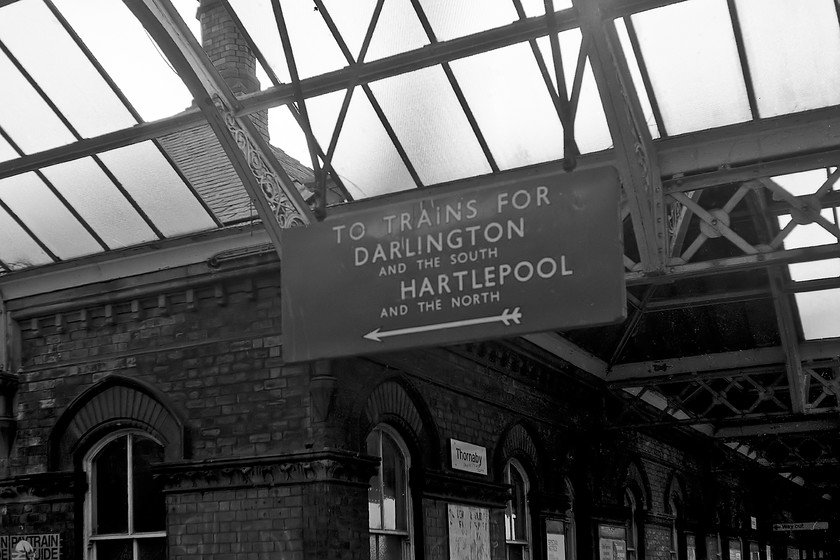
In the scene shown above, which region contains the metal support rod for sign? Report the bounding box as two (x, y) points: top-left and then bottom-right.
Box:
(272, 0), (325, 218)
(124, 0), (315, 254)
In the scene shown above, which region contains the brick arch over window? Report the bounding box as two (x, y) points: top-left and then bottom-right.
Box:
(49, 375), (185, 470)
(360, 378), (439, 465)
(496, 422), (541, 484)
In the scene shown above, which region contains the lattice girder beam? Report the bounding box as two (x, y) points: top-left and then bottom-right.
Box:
(574, 0), (668, 273)
(608, 339), (840, 383)
(714, 417), (840, 439)
(124, 0), (315, 253)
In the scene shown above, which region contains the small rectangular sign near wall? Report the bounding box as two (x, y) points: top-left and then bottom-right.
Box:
(282, 167), (624, 362)
(450, 439), (487, 475)
(772, 522), (828, 531)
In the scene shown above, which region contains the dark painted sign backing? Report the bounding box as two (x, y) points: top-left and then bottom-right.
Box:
(281, 166), (625, 362)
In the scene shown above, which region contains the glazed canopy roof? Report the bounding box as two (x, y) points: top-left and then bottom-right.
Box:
(3, 0), (840, 502)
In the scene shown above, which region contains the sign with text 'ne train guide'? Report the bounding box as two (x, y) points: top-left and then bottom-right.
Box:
(281, 167), (625, 362)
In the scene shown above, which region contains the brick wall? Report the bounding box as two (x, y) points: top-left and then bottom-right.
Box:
(2, 257), (830, 559)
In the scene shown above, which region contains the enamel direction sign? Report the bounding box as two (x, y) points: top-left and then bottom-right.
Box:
(281, 166), (625, 362)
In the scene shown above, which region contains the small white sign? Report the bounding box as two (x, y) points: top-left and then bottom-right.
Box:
(750, 517), (757, 530)
(547, 532), (566, 560)
(450, 439), (487, 475)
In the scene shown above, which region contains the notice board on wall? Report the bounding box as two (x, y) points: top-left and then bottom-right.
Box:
(447, 504), (490, 560)
(598, 525), (627, 560)
(0, 534), (60, 560)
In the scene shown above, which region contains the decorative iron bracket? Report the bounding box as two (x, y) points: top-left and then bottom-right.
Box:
(124, 0), (315, 255)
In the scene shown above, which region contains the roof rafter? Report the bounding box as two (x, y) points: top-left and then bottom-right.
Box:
(574, 0), (667, 273)
(714, 417), (840, 439)
(123, 0), (315, 252)
(608, 339), (840, 384)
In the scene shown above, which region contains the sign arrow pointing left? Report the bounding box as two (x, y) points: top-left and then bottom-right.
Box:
(364, 307), (522, 342)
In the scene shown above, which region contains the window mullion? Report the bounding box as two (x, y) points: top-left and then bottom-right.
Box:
(378, 434), (386, 530)
(127, 433), (134, 536)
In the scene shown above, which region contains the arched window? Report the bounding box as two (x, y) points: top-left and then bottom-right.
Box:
(625, 489), (641, 560)
(84, 430), (166, 560)
(504, 459), (531, 560)
(367, 425), (413, 560)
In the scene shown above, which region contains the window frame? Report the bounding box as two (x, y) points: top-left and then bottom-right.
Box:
(367, 424), (414, 560)
(504, 458), (532, 560)
(83, 429), (167, 560)
(624, 488), (640, 560)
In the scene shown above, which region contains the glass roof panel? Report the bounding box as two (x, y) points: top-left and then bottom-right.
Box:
(228, 0), (290, 84)
(231, 0), (348, 80)
(787, 258), (840, 283)
(535, 32), (577, 101)
(40, 157), (157, 249)
(795, 290), (840, 340)
(313, 89), (416, 198)
(573, 60), (613, 153)
(614, 17), (661, 139)
(0, 0), (137, 139)
(778, 211), (840, 281)
(450, 42), (565, 170)
(97, 141), (217, 237)
(534, 31), (613, 153)
(774, 169), (832, 197)
(630, 0), (751, 135)
(0, 49), (76, 154)
(736, 0), (840, 118)
(419, 0), (518, 41)
(0, 172), (101, 259)
(0, 134), (17, 164)
(0, 206), (52, 270)
(268, 106), (314, 172)
(304, 90), (346, 156)
(370, 65), (492, 185)
(321, 0), (378, 62)
(365, 0), (431, 62)
(51, 0), (193, 121)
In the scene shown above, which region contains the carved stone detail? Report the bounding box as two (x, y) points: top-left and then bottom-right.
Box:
(153, 451), (378, 493)
(221, 108), (307, 229)
(421, 469), (510, 508)
(0, 472), (78, 501)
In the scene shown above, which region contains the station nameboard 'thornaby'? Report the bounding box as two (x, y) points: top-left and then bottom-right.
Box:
(281, 167), (625, 362)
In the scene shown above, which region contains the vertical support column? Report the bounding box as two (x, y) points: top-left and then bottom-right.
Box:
(574, 0), (668, 273)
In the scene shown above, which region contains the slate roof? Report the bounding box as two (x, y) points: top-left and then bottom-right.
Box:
(158, 124), (318, 224)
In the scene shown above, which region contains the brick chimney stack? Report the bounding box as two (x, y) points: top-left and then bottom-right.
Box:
(197, 0), (269, 138)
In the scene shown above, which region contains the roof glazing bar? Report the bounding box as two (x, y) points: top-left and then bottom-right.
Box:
(0, 108), (203, 182)
(410, 0), (499, 173)
(544, 0), (578, 169)
(241, 8), (580, 115)
(726, 0), (758, 120)
(0, 41), (108, 251)
(622, 16), (666, 136)
(124, 0), (315, 250)
(219, 0), (351, 202)
(273, 0), (325, 214)
(42, 0), (167, 238)
(312, 0), (423, 190)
